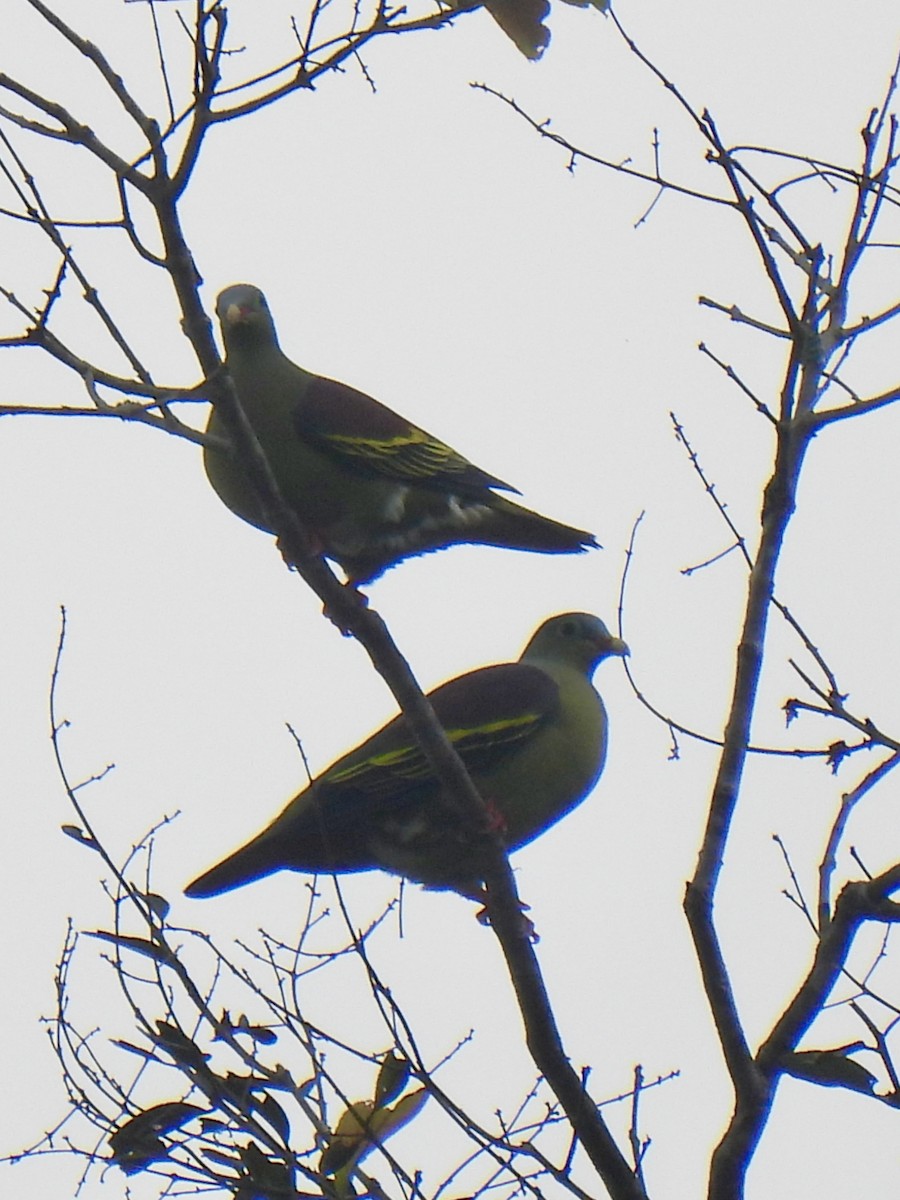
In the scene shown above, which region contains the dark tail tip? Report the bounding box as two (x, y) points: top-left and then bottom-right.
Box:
(184, 838), (279, 899)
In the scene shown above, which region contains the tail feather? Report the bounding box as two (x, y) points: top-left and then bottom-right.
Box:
(343, 495), (599, 583)
(474, 496), (599, 554)
(184, 833), (287, 899)
(184, 791), (381, 899)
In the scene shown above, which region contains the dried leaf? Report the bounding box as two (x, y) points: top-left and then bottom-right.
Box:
(483, 0), (550, 59)
(61, 824), (99, 849)
(144, 891), (171, 920)
(109, 1101), (204, 1173)
(783, 1048), (877, 1094)
(322, 1088), (429, 1178)
(227, 1011), (278, 1045)
(88, 930), (175, 965)
(255, 1093), (292, 1144)
(153, 1021), (210, 1070)
(321, 1100), (375, 1177)
(374, 1050), (410, 1108)
(237, 1141), (294, 1199)
(112, 1039), (156, 1060)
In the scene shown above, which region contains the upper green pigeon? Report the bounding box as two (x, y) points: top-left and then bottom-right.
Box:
(185, 613), (628, 901)
(204, 284), (598, 585)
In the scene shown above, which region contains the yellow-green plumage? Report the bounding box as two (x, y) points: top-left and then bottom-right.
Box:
(204, 284), (599, 585)
(185, 613), (627, 901)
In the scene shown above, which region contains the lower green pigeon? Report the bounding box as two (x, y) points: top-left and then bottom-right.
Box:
(185, 613), (627, 901)
(204, 284), (598, 585)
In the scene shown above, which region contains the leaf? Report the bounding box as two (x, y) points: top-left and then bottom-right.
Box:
(322, 1088), (429, 1179)
(109, 1101), (204, 1173)
(144, 891), (171, 920)
(61, 824), (99, 850)
(220, 1071), (255, 1104)
(377, 1088), (429, 1135)
(236, 1142), (294, 1200)
(202, 1146), (243, 1169)
(483, 0), (550, 59)
(444, 0), (608, 56)
(153, 1021), (210, 1070)
(110, 1131), (168, 1174)
(255, 1093), (292, 1144)
(782, 1048), (877, 1094)
(198, 1116), (234, 1135)
(224, 1011), (278, 1045)
(112, 1038), (157, 1060)
(87, 930), (175, 965)
(374, 1050), (411, 1108)
(246, 1025), (278, 1045)
(269, 1064), (298, 1091)
(320, 1101), (374, 1178)
(215, 1070), (293, 1132)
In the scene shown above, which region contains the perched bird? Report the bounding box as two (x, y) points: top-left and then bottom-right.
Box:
(185, 613), (628, 901)
(204, 284), (598, 585)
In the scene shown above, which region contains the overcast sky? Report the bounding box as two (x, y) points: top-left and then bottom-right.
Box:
(2, 1), (900, 1197)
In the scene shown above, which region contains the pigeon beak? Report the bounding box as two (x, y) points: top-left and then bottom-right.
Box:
(606, 636), (630, 659)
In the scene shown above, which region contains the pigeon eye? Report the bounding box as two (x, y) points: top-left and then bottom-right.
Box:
(561, 620), (578, 637)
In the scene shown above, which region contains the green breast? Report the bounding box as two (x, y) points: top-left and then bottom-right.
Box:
(480, 664), (607, 850)
(203, 349), (398, 547)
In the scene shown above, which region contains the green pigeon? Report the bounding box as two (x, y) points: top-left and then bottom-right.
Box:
(185, 613), (628, 901)
(204, 284), (598, 586)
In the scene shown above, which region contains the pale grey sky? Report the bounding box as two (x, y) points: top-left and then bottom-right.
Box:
(2, 2), (900, 1196)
